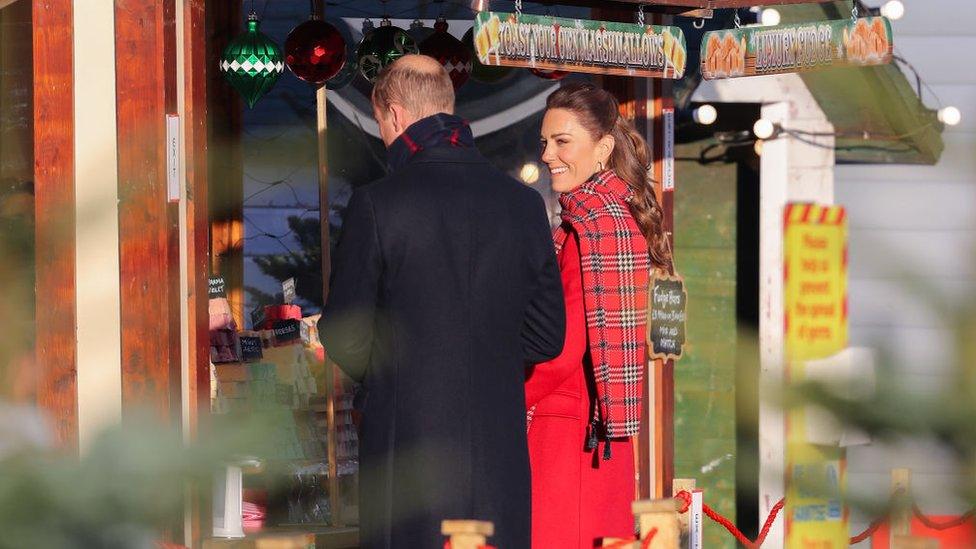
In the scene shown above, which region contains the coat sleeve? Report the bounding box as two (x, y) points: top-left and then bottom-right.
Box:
(525, 231), (585, 408)
(520, 193), (566, 364)
(319, 189), (382, 383)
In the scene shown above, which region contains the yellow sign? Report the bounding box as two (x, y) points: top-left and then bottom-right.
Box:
(783, 203), (848, 548)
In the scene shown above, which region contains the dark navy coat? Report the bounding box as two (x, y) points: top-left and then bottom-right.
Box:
(320, 144), (565, 549)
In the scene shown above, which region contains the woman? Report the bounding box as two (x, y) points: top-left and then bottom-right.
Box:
(526, 82), (672, 548)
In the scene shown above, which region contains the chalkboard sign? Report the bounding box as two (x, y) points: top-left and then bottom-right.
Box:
(649, 274), (687, 361)
(239, 336), (263, 362)
(208, 276), (226, 298)
(272, 319), (301, 344)
(282, 277), (297, 304)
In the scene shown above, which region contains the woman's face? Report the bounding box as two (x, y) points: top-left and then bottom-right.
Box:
(540, 108), (613, 193)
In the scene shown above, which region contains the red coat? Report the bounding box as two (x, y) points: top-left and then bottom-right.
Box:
(526, 230), (636, 549)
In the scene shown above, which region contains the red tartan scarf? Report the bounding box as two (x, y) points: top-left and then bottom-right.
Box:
(553, 170), (651, 441)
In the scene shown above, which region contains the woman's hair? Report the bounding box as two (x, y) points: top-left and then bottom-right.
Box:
(546, 82), (672, 271)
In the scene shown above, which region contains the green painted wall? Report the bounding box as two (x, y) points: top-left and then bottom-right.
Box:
(673, 140), (738, 548)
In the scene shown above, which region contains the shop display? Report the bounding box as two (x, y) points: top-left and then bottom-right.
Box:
(285, 16), (347, 85)
(219, 11), (285, 108)
(419, 18), (472, 90)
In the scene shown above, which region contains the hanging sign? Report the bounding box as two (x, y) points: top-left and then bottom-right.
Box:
(473, 12), (687, 79)
(648, 273), (687, 361)
(783, 203), (849, 548)
(701, 16), (893, 80)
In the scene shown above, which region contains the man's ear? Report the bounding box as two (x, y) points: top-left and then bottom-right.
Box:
(389, 103), (410, 133)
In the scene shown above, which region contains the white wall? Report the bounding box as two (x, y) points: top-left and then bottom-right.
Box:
(837, 0), (976, 539)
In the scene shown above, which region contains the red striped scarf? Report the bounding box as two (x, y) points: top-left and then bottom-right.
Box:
(553, 170), (651, 440)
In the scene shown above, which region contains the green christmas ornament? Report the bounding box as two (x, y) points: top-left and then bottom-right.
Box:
(356, 18), (419, 83)
(219, 12), (284, 108)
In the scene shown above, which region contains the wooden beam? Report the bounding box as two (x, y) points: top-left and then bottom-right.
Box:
(208, 1), (244, 330)
(115, 0), (179, 419)
(33, 0), (77, 450)
(183, 0), (210, 445)
(548, 0), (829, 15)
(182, 2), (211, 544)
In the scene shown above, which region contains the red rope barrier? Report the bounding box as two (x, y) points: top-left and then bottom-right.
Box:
(912, 504), (976, 531)
(675, 491), (785, 548)
(600, 527), (658, 549)
(849, 516), (887, 544)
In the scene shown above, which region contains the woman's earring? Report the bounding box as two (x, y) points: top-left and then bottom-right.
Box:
(597, 161), (604, 172)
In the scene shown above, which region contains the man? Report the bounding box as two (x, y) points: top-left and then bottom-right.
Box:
(320, 55), (565, 549)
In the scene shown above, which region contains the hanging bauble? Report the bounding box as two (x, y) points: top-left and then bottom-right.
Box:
(324, 17), (357, 90)
(284, 16), (346, 85)
(461, 28), (514, 84)
(356, 18), (419, 83)
(419, 18), (472, 91)
(407, 19), (434, 44)
(530, 68), (569, 80)
(219, 12), (284, 108)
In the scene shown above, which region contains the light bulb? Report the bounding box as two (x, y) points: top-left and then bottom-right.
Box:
(692, 104), (718, 125)
(753, 118), (776, 140)
(880, 1), (905, 21)
(754, 139), (764, 156)
(938, 106), (962, 126)
(519, 162), (541, 184)
(760, 8), (781, 27)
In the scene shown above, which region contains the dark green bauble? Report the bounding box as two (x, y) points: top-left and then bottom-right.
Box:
(462, 27), (514, 84)
(219, 12), (284, 108)
(407, 19), (434, 44)
(356, 20), (419, 83)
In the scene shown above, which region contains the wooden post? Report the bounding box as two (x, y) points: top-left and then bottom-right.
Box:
(33, 0), (78, 451)
(312, 0), (342, 527)
(633, 498), (681, 548)
(891, 468), (913, 542)
(673, 478), (695, 546)
(441, 520), (494, 549)
(891, 536), (938, 549)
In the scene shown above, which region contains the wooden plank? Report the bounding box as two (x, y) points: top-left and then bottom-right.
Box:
(184, 0), (211, 542)
(32, 0), (77, 450)
(652, 11), (676, 499)
(1, 0), (34, 403)
(183, 0), (209, 442)
(115, 0), (177, 418)
(208, 0), (244, 329)
(556, 0), (832, 12)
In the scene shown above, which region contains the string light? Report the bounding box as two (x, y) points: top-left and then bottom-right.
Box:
(760, 8), (781, 27)
(692, 104), (718, 125)
(880, 0), (905, 21)
(753, 119), (776, 140)
(938, 106), (962, 127)
(519, 162), (541, 184)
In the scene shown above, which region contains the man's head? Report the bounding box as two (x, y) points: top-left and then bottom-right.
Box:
(371, 54), (455, 147)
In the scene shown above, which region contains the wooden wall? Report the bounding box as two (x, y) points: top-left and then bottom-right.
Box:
(115, 0), (181, 420)
(33, 0), (77, 449)
(673, 139), (738, 548)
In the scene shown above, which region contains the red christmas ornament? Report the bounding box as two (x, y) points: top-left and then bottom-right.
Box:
(285, 17), (347, 85)
(530, 68), (569, 80)
(419, 18), (472, 90)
